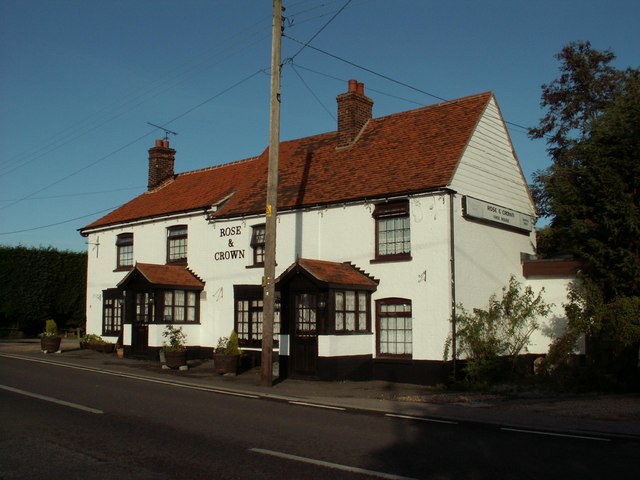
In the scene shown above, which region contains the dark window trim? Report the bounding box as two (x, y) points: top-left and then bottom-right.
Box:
(375, 297), (413, 359)
(116, 233), (134, 270)
(159, 288), (200, 324)
(372, 200), (412, 263)
(166, 225), (188, 265)
(331, 289), (371, 334)
(234, 284), (279, 348)
(102, 288), (124, 336)
(249, 223), (266, 267)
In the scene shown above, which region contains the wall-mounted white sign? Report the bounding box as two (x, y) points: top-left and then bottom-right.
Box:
(463, 196), (532, 232)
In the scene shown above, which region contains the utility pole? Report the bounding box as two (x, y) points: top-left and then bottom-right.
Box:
(261, 0), (282, 387)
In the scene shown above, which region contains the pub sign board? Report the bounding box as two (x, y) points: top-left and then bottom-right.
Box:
(463, 196), (532, 232)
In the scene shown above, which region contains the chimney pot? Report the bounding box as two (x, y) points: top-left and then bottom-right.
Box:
(336, 79), (373, 147)
(148, 139), (176, 190)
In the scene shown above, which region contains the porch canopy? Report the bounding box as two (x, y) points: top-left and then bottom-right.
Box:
(276, 258), (379, 290)
(117, 262), (205, 290)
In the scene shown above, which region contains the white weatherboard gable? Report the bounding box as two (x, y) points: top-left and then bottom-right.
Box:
(450, 97), (534, 216)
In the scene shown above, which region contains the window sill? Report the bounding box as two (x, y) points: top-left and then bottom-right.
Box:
(370, 254), (412, 264)
(330, 331), (372, 336)
(113, 266), (133, 272)
(166, 259), (188, 266)
(245, 263), (264, 269)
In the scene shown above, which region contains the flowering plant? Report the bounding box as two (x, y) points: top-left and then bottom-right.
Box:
(39, 319), (59, 338)
(214, 330), (241, 356)
(162, 325), (187, 352)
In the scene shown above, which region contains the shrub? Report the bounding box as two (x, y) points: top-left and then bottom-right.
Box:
(162, 325), (187, 352)
(444, 276), (552, 387)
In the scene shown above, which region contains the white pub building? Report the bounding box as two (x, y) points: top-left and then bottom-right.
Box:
(81, 81), (577, 383)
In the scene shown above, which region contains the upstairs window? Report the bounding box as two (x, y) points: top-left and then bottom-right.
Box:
(167, 225), (188, 264)
(116, 233), (133, 269)
(372, 201), (411, 262)
(250, 224), (266, 266)
(334, 290), (370, 333)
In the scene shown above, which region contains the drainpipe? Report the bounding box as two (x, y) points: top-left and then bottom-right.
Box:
(448, 189), (457, 379)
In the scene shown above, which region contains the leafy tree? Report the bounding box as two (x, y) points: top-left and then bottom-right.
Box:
(445, 276), (551, 386)
(530, 41), (640, 380)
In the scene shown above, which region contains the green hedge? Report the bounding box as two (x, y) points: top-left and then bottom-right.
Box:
(0, 245), (86, 336)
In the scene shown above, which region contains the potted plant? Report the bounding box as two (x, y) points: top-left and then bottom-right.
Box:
(162, 325), (187, 369)
(39, 319), (61, 353)
(213, 330), (242, 375)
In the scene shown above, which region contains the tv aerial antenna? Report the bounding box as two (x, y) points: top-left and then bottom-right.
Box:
(147, 122), (178, 141)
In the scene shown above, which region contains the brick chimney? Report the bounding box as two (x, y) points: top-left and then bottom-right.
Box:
(336, 79), (373, 147)
(147, 139), (175, 190)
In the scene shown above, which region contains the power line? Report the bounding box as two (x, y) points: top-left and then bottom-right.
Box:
(283, 34), (534, 136)
(0, 69), (265, 212)
(290, 64), (336, 120)
(0, 206), (121, 235)
(285, 0), (353, 63)
(0, 186), (144, 202)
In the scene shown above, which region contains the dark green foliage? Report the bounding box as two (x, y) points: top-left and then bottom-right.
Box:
(445, 276), (551, 387)
(0, 245), (86, 336)
(530, 42), (640, 381)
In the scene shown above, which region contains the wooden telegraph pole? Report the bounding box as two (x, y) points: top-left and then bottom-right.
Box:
(261, 0), (282, 387)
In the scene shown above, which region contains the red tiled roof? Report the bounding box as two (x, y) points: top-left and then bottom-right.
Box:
(82, 92), (492, 231)
(118, 263), (205, 289)
(277, 258), (379, 289)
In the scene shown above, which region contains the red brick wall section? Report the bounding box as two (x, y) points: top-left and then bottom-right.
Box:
(336, 84), (373, 147)
(148, 139), (176, 190)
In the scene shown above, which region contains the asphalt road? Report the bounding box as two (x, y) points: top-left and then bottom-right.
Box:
(0, 356), (637, 479)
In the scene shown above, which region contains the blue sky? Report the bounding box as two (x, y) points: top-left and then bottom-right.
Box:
(1, 0), (638, 252)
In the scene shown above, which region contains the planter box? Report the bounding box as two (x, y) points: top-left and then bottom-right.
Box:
(164, 350), (187, 369)
(213, 354), (239, 375)
(88, 342), (115, 353)
(41, 337), (61, 353)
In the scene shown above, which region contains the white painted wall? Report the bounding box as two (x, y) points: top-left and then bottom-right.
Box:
(526, 275), (582, 354)
(84, 99), (562, 364)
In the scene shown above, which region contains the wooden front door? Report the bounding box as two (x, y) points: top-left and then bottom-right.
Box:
(291, 293), (318, 377)
(131, 292), (151, 356)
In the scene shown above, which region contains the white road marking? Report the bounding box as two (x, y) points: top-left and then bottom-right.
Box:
(288, 401), (346, 410)
(0, 353), (260, 399)
(250, 447), (419, 480)
(0, 384), (103, 414)
(385, 413), (458, 424)
(501, 427), (611, 442)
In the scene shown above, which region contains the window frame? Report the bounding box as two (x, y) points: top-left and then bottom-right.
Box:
(250, 224), (266, 267)
(102, 288), (124, 336)
(160, 289), (199, 324)
(166, 225), (188, 264)
(234, 285), (279, 348)
(115, 233), (134, 270)
(376, 297), (413, 358)
(333, 289), (371, 334)
(372, 201), (412, 263)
